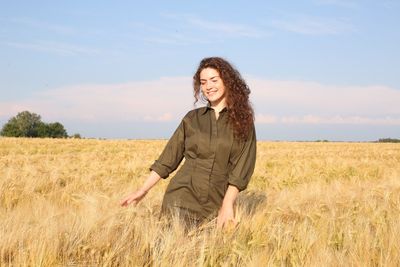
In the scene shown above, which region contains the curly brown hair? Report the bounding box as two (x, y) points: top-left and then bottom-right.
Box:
(193, 57), (254, 141)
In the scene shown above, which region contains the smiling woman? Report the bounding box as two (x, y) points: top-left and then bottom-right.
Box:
(121, 57), (257, 229)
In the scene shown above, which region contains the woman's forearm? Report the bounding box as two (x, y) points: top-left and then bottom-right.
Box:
(139, 170), (162, 193)
(222, 185), (239, 207)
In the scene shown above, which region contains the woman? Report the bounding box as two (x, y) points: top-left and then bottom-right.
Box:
(121, 57), (257, 228)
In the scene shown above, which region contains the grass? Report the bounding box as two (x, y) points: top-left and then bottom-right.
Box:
(1, 137), (399, 266)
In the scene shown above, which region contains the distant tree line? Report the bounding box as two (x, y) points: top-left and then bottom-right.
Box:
(377, 138), (400, 143)
(0, 111), (80, 138)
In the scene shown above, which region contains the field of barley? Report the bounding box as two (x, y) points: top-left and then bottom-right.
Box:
(1, 137), (400, 266)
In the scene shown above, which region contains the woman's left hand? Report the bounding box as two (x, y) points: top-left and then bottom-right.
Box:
(217, 185), (239, 229)
(217, 203), (237, 229)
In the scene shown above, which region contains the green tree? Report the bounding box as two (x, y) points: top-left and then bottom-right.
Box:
(1, 111), (70, 138)
(36, 122), (50, 137)
(0, 111), (42, 137)
(46, 122), (68, 138)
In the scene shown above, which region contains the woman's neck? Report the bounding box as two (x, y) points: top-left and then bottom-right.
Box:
(209, 99), (227, 114)
(210, 100), (226, 120)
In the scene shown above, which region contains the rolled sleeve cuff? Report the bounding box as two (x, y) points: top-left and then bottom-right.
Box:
(149, 161), (170, 179)
(228, 177), (248, 192)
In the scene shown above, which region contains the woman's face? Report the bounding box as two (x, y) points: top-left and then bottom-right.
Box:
(199, 68), (227, 106)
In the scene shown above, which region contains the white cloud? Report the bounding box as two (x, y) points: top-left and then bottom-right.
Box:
(144, 113), (174, 122)
(0, 77), (196, 123)
(1, 76), (399, 126)
(256, 114), (400, 125)
(248, 77), (400, 117)
(255, 114), (278, 124)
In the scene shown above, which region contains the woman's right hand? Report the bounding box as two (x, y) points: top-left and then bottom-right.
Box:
(120, 189), (148, 207)
(120, 171), (161, 207)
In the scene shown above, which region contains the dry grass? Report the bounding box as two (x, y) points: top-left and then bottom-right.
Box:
(1, 137), (400, 266)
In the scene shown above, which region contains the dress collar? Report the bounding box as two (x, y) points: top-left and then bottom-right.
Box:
(201, 102), (228, 115)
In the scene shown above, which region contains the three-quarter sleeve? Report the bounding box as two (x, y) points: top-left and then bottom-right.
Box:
(149, 119), (185, 179)
(227, 124), (257, 191)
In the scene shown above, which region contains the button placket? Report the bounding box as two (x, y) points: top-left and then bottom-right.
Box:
(200, 110), (218, 203)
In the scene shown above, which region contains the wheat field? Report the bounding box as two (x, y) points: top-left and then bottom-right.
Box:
(0, 137), (399, 266)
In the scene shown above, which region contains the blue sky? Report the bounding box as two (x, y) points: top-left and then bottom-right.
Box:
(1, 1), (399, 141)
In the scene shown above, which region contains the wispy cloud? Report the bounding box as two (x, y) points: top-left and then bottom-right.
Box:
(134, 13), (266, 45)
(312, 0), (359, 9)
(3, 40), (102, 56)
(382, 0), (400, 9)
(7, 17), (77, 35)
(271, 15), (355, 35)
(128, 19), (208, 45)
(140, 33), (207, 46)
(186, 17), (264, 38)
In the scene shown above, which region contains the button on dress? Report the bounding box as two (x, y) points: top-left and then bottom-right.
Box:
(150, 106), (257, 220)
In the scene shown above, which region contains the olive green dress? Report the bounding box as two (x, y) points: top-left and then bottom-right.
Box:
(150, 106), (257, 220)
